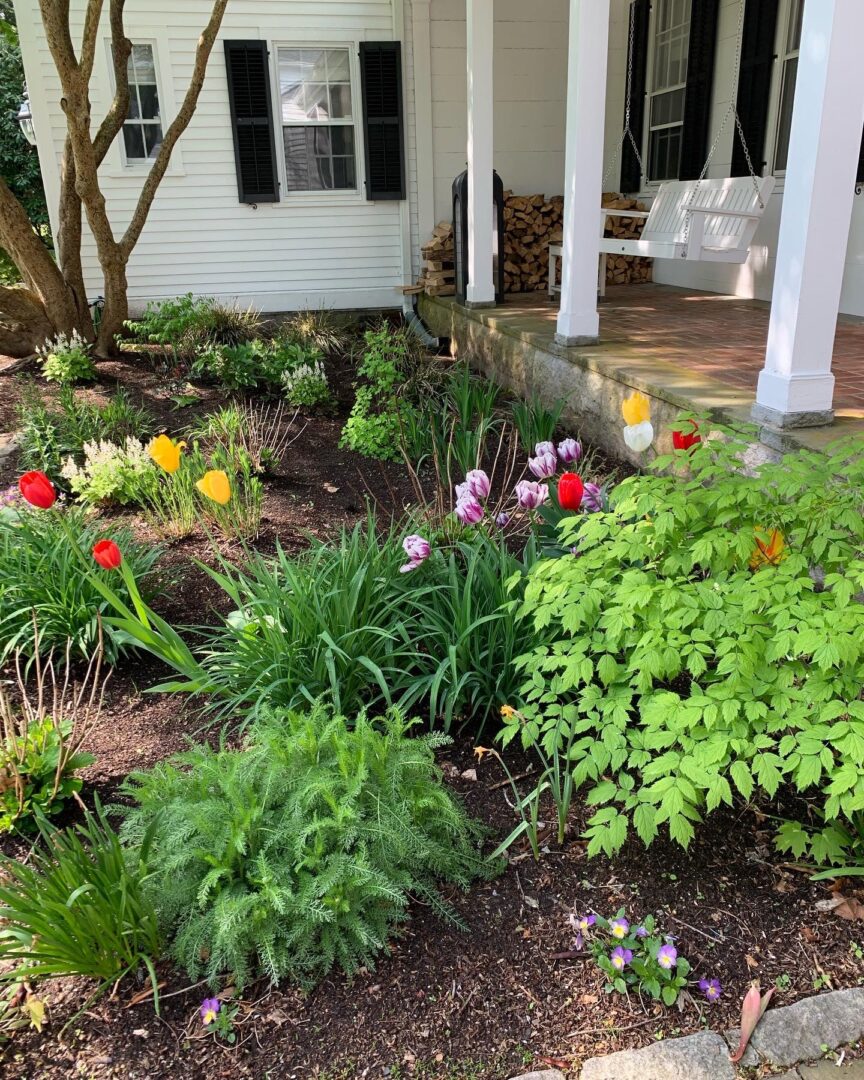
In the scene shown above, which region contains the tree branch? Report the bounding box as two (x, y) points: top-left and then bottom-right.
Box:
(120, 0), (228, 258)
(79, 0), (104, 83)
(93, 0), (130, 166)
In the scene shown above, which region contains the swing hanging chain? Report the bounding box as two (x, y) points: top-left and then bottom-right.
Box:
(681, 0), (764, 256)
(602, 0), (644, 191)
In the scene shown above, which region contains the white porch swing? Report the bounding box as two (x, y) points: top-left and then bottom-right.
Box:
(551, 0), (775, 299)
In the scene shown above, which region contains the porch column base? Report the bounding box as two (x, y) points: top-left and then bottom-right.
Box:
(554, 332), (599, 347)
(465, 299), (496, 310)
(751, 403), (834, 430)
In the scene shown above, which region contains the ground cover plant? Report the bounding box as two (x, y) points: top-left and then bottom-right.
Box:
(120, 702), (493, 988)
(506, 423), (864, 865)
(35, 330), (96, 386)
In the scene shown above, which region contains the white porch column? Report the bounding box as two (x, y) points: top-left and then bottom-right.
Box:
(465, 0), (495, 307)
(555, 0), (610, 346)
(754, 0), (864, 428)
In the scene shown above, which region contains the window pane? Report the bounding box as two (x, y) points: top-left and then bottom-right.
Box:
(283, 124), (356, 191)
(326, 49), (350, 82)
(130, 44), (156, 83)
(123, 124), (145, 160)
(329, 126), (355, 156)
(332, 155), (356, 189)
(128, 87), (141, 120)
(143, 123), (164, 158)
(788, 0), (804, 51)
(329, 84), (352, 119)
(137, 84), (160, 121)
(305, 83), (330, 120)
(775, 56), (798, 171)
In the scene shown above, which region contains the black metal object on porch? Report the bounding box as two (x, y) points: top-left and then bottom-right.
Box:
(452, 169), (505, 304)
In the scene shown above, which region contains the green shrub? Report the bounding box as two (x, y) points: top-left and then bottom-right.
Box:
(120, 703), (493, 988)
(510, 393), (565, 454)
(506, 428), (864, 861)
(281, 357), (331, 407)
(280, 308), (355, 357)
(126, 293), (261, 358)
(35, 330), (96, 385)
(17, 384), (153, 485)
(61, 435), (156, 506)
(0, 505), (161, 660)
(190, 337), (326, 397)
(340, 323), (418, 460)
(0, 802), (161, 1002)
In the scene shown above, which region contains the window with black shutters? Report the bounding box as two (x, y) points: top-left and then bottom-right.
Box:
(224, 40), (280, 203)
(359, 42), (406, 200)
(646, 0), (693, 182)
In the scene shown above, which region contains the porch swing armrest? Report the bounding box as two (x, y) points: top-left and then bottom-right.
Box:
(601, 208), (650, 219)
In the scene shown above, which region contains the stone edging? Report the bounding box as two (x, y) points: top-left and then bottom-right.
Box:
(510, 987), (864, 1079)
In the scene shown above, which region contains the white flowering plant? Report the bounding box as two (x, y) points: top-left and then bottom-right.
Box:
(36, 331), (96, 386)
(281, 359), (331, 408)
(61, 437), (156, 506)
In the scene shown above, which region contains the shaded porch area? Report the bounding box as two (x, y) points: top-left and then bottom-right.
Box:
(419, 284), (864, 457)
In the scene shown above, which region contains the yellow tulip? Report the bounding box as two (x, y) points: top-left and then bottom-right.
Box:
(149, 434), (185, 474)
(622, 391), (651, 426)
(196, 469), (232, 505)
(750, 527), (785, 571)
(500, 704), (515, 718)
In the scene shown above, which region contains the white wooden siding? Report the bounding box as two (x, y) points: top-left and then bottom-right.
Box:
(15, 0), (409, 313)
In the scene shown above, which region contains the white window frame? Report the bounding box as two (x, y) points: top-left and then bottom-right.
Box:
(642, 0), (693, 187)
(763, 0), (804, 188)
(102, 36), (182, 177)
(269, 39), (366, 205)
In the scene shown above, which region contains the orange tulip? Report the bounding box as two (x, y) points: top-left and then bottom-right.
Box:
(621, 391), (651, 426)
(196, 469), (231, 505)
(750, 527), (785, 570)
(149, 434), (185, 474)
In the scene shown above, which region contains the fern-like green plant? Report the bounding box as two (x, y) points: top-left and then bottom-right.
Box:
(120, 703), (496, 988)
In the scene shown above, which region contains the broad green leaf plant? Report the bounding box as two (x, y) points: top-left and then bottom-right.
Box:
(505, 425), (864, 865)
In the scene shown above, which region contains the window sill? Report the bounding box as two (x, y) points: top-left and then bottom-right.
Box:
(276, 190), (368, 207)
(102, 165), (186, 180)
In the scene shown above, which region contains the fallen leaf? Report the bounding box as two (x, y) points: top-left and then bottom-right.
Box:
(460, 768), (477, 781)
(22, 996), (45, 1033)
(323, 482), (339, 493)
(745, 954), (760, 970)
(730, 983), (774, 1063)
(816, 893), (864, 920)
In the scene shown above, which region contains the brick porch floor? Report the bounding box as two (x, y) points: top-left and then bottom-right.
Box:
(501, 284), (864, 417)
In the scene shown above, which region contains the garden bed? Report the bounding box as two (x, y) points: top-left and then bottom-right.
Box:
(0, 350), (862, 1079)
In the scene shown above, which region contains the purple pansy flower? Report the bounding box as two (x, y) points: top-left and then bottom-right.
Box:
(464, 469), (491, 500)
(528, 450), (557, 480)
(657, 944), (678, 970)
(610, 917), (629, 939)
(557, 438), (582, 464)
(200, 997), (221, 1025)
(582, 482), (604, 513)
(400, 534), (430, 573)
(699, 978), (722, 1002)
(514, 480), (549, 510)
(634, 925), (649, 939)
(570, 912), (596, 950)
(610, 946), (633, 971)
(455, 495), (484, 525)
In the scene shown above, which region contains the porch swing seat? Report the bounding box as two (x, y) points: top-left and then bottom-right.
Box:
(599, 174), (775, 273)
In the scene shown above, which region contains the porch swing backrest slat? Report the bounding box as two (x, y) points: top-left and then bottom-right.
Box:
(641, 175), (775, 251)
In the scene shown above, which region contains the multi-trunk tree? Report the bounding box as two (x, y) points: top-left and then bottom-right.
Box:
(0, 0), (227, 355)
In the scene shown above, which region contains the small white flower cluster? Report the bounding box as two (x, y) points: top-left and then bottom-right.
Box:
(281, 359), (330, 407)
(35, 328), (89, 362)
(62, 437), (155, 505)
(36, 328), (95, 385)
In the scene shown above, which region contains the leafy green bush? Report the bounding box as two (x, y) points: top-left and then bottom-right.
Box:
(120, 703), (492, 988)
(36, 330), (96, 385)
(17, 384), (153, 485)
(0, 802), (161, 1002)
(127, 294), (261, 358)
(341, 323), (419, 460)
(280, 308), (355, 358)
(190, 337), (326, 396)
(0, 505), (160, 660)
(506, 429), (864, 862)
(281, 357), (331, 408)
(61, 436), (156, 506)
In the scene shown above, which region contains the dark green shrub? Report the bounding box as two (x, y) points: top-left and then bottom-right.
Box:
(0, 802), (161, 1001)
(506, 427), (864, 862)
(126, 294), (261, 358)
(120, 703), (493, 988)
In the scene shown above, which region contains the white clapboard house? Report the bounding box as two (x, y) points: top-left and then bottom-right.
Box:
(15, 0), (864, 428)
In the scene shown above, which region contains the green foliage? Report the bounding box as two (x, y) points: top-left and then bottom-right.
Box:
(340, 323), (420, 460)
(586, 910), (690, 1004)
(190, 336), (327, 397)
(424, 365), (502, 476)
(36, 330), (96, 386)
(61, 435), (156, 506)
(17, 383), (154, 485)
(0, 34), (48, 236)
(126, 294), (261, 359)
(0, 504), (160, 660)
(0, 717), (94, 833)
(0, 802), (161, 1003)
(120, 703), (492, 988)
(509, 393), (565, 454)
(507, 428), (864, 860)
(280, 308), (356, 358)
(281, 357), (331, 408)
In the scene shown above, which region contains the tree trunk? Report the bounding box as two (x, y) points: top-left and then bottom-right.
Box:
(95, 258), (128, 356)
(56, 141), (94, 337)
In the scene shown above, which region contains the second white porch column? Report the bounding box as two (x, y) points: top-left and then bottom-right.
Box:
(555, 0), (610, 346)
(466, 0), (494, 307)
(754, 0), (864, 428)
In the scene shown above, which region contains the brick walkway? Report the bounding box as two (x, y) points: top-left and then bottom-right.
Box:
(502, 285), (864, 417)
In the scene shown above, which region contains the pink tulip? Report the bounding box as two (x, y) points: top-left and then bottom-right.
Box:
(464, 469), (491, 500)
(400, 534), (430, 573)
(515, 480), (549, 510)
(455, 495), (484, 525)
(534, 441), (556, 459)
(557, 438), (582, 464)
(528, 451), (557, 480)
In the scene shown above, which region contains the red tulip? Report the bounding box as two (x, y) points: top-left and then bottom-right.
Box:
(672, 420), (701, 452)
(92, 539), (122, 570)
(558, 472), (585, 512)
(18, 471), (56, 509)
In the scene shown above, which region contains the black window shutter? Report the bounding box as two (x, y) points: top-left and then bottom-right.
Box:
(224, 40), (279, 204)
(359, 41), (406, 200)
(620, 0), (650, 193)
(732, 0), (778, 177)
(680, 0), (722, 180)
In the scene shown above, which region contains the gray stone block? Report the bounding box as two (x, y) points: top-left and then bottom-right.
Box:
(579, 1031), (736, 1080)
(509, 1072), (565, 1080)
(745, 988), (864, 1067)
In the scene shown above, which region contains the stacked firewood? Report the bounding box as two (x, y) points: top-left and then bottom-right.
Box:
(409, 191), (652, 298)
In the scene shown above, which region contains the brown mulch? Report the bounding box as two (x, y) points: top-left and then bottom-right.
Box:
(0, 357), (862, 1079)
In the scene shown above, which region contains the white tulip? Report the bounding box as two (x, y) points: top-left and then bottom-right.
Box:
(622, 421), (654, 453)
